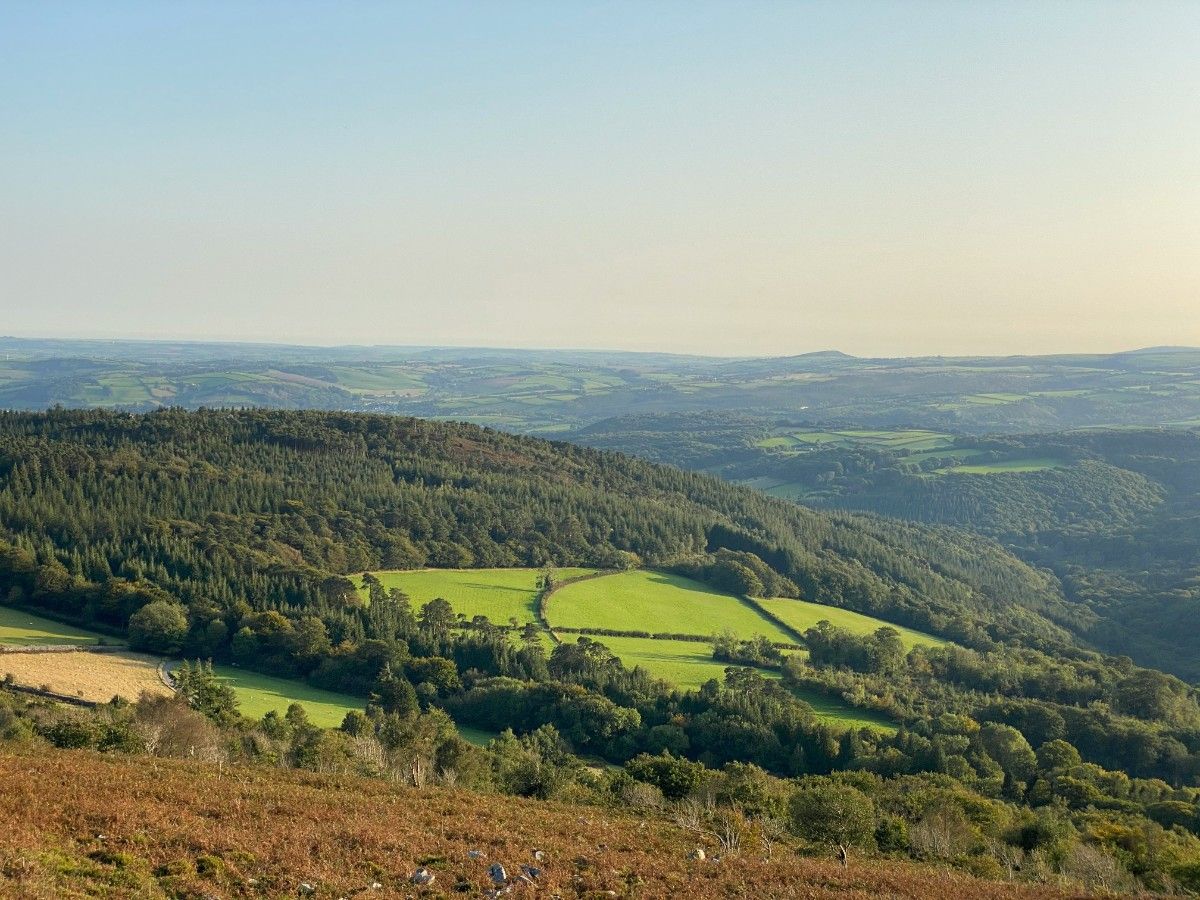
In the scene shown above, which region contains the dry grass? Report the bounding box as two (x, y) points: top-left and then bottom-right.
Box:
(0, 749), (1096, 899)
(0, 651), (170, 704)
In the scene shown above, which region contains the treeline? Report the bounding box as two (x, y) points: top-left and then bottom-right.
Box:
(779, 621), (1200, 784)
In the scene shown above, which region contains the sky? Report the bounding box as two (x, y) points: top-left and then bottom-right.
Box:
(1, 1), (1198, 358)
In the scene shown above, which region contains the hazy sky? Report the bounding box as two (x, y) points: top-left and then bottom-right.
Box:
(2, 1), (1198, 357)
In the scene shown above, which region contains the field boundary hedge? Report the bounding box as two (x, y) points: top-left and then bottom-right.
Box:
(0, 644), (127, 655)
(550, 625), (804, 651)
(0, 682), (100, 708)
(742, 596), (809, 645)
(538, 569), (615, 644)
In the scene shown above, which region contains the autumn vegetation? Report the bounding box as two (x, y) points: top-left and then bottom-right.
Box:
(0, 746), (1114, 899)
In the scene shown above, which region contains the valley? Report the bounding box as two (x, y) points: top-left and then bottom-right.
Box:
(2, 405), (1200, 895)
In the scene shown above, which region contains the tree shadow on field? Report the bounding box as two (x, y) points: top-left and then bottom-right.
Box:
(642, 571), (736, 599)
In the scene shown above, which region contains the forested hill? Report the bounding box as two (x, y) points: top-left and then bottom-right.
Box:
(0, 408), (1080, 650)
(575, 415), (1200, 680)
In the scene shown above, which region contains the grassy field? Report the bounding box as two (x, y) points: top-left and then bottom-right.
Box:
(756, 428), (955, 453)
(455, 724), (499, 748)
(577, 634), (757, 690)
(903, 447), (986, 463)
(964, 393), (1027, 405)
(0, 606), (119, 647)
(214, 665), (496, 742)
(761, 481), (814, 500)
(792, 689), (896, 732)
(0, 650), (170, 703)
(940, 458), (1066, 475)
(754, 598), (947, 651)
(569, 633), (893, 731)
(353, 567), (596, 626)
(548, 570), (795, 643)
(210, 665), (366, 728)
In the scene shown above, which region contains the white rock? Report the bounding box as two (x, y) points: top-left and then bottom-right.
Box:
(410, 866), (436, 886)
(688, 847), (706, 861)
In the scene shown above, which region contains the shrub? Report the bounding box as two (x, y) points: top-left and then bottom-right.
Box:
(127, 601), (189, 655)
(627, 751), (710, 800)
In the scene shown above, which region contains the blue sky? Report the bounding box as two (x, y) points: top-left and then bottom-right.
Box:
(2, 1), (1197, 355)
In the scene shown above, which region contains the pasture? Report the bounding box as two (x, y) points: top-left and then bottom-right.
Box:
(793, 688), (897, 732)
(755, 428), (956, 453)
(211, 665), (365, 729)
(212, 666), (489, 742)
(579, 634), (753, 690)
(547, 570), (795, 643)
(903, 447), (986, 463)
(753, 598), (947, 651)
(0, 650), (169, 703)
(455, 724), (499, 748)
(940, 458), (1066, 475)
(0, 605), (117, 647)
(353, 567), (596, 626)
(573, 635), (894, 730)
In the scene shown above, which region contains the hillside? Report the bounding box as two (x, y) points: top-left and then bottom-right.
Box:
(0, 408), (1081, 650)
(577, 416), (1200, 679)
(4, 409), (1200, 893)
(6, 338), (1200, 434)
(0, 748), (1096, 900)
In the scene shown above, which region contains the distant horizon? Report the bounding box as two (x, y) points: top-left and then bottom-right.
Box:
(3, 331), (1197, 363)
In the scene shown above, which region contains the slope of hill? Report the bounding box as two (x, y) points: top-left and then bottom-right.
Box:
(6, 337), (1200, 433)
(577, 416), (1200, 679)
(4, 410), (1200, 892)
(0, 748), (1098, 899)
(0, 408), (1082, 651)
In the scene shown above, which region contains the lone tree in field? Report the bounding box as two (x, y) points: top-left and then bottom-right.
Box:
(788, 780), (877, 849)
(128, 600), (189, 655)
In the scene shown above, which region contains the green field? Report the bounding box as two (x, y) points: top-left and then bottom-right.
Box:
(939, 458), (1066, 475)
(455, 724), (500, 748)
(756, 428), (955, 453)
(963, 393), (1026, 405)
(573, 634), (893, 730)
(210, 665), (366, 728)
(760, 482), (814, 500)
(548, 570), (795, 643)
(354, 567), (597, 626)
(213, 664), (489, 743)
(792, 688), (897, 732)
(754, 598), (947, 651)
(903, 447), (986, 463)
(0, 606), (119, 647)
(580, 634), (754, 690)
